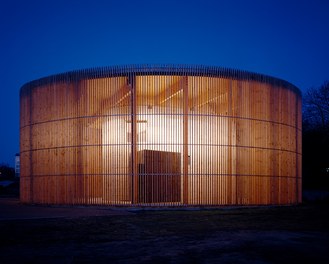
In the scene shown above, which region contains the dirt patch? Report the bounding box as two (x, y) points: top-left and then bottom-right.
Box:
(0, 200), (329, 263)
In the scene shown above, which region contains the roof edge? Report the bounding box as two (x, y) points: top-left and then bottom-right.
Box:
(20, 64), (301, 96)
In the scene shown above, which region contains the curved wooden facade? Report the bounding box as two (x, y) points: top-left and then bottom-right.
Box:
(20, 65), (302, 206)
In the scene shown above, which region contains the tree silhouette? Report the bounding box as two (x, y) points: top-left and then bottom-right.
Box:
(303, 81), (329, 191)
(303, 81), (329, 131)
(0, 164), (15, 179)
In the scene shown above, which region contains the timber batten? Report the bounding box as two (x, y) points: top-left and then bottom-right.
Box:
(20, 65), (302, 206)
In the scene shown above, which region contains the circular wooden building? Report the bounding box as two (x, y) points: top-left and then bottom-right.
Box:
(20, 65), (302, 206)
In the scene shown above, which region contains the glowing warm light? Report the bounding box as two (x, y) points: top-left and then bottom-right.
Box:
(19, 65), (302, 206)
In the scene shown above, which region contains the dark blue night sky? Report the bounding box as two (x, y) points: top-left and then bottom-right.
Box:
(1, 0), (329, 166)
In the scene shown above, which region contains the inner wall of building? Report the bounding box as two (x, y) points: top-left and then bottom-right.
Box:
(20, 74), (302, 206)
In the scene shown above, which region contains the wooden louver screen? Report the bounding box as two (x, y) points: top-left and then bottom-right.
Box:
(19, 65), (302, 206)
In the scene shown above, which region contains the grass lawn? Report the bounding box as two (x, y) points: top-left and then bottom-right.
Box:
(1, 202), (329, 263)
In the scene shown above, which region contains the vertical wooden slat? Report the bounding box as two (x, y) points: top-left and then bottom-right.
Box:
(20, 65), (302, 207)
(183, 76), (188, 205)
(130, 74), (138, 204)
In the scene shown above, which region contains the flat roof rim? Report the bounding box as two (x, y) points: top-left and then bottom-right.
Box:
(20, 64), (301, 96)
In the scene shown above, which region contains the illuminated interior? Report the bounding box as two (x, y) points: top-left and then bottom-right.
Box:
(20, 66), (302, 206)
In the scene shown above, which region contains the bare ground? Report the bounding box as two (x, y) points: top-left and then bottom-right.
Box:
(0, 199), (329, 263)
